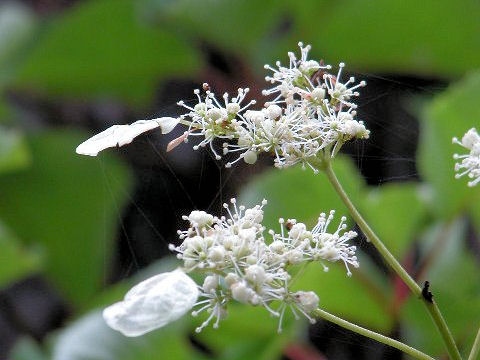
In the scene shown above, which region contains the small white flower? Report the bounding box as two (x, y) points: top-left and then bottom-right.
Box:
(323, 62), (366, 109)
(76, 117), (180, 156)
(187, 210), (214, 228)
(309, 211), (358, 276)
(453, 128), (480, 186)
(102, 269), (198, 337)
(262, 42), (331, 104)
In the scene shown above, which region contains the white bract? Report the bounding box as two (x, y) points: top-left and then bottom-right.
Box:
(76, 117), (179, 156)
(76, 43), (369, 173)
(103, 269), (198, 336)
(453, 128), (480, 187)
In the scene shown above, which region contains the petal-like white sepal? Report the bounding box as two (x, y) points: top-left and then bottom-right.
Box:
(103, 269), (198, 337)
(76, 117), (180, 156)
(156, 117), (180, 134)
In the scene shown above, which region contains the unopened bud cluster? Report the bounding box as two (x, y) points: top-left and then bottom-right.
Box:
(169, 198), (358, 333)
(453, 128), (480, 187)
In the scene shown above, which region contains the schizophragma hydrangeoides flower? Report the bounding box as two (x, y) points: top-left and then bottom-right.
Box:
(453, 128), (480, 187)
(76, 42), (369, 173)
(103, 199), (358, 336)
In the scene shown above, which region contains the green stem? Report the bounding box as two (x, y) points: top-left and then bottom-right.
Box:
(323, 161), (463, 360)
(468, 326), (480, 360)
(313, 308), (435, 360)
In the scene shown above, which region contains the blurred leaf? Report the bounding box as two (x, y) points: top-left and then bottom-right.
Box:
(50, 310), (202, 360)
(0, 130), (132, 306)
(15, 0), (201, 106)
(143, 0), (287, 59)
(0, 2), (36, 81)
(294, 262), (393, 332)
(240, 155), (364, 230)
(418, 71), (480, 219)
(291, 0), (480, 75)
(360, 183), (427, 259)
(10, 337), (47, 360)
(0, 3), (36, 119)
(401, 219), (480, 357)
(0, 127), (30, 174)
(467, 186), (480, 241)
(0, 220), (42, 289)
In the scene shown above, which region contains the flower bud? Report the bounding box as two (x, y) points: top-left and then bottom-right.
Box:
(245, 264), (267, 285)
(311, 88), (325, 101)
(226, 102), (240, 114)
(202, 275), (218, 293)
(225, 272), (239, 287)
(294, 291), (319, 312)
(188, 211), (214, 227)
(231, 282), (254, 304)
(266, 104), (282, 119)
(243, 150), (258, 164)
(208, 246), (226, 263)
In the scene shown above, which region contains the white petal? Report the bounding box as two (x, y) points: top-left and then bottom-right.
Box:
(103, 269), (198, 337)
(76, 117), (179, 156)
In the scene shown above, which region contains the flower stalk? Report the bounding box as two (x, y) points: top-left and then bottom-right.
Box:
(468, 326), (480, 360)
(323, 160), (463, 360)
(313, 308), (435, 360)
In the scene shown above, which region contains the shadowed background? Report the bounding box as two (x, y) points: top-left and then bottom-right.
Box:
(0, 0), (479, 359)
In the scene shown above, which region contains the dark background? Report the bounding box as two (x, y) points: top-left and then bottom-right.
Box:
(0, 0), (478, 359)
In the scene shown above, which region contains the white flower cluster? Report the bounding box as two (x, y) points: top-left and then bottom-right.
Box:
(169, 198), (358, 333)
(453, 128), (480, 187)
(76, 43), (369, 173)
(103, 199), (358, 337)
(175, 42), (369, 172)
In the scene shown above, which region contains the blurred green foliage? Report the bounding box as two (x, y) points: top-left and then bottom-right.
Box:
(0, 131), (132, 305)
(15, 0), (202, 106)
(0, 0), (479, 359)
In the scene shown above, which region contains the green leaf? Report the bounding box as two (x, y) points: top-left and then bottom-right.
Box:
(50, 310), (201, 360)
(290, 0), (480, 76)
(0, 130), (132, 306)
(359, 183), (427, 259)
(401, 220), (480, 357)
(294, 262), (393, 332)
(0, 2), (37, 81)
(15, 0), (201, 106)
(0, 127), (31, 174)
(239, 156), (364, 230)
(0, 220), (42, 289)
(142, 0), (286, 59)
(10, 337), (47, 360)
(418, 71), (480, 219)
